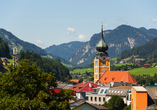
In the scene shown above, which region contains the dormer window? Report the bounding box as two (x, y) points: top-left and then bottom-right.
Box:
(79, 87), (82, 89)
(112, 78), (115, 81)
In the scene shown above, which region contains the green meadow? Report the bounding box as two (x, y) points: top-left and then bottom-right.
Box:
(129, 67), (157, 76)
(70, 68), (94, 74)
(113, 63), (133, 67)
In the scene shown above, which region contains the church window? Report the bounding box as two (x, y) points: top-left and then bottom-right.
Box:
(103, 61), (106, 65)
(96, 69), (97, 72)
(96, 61), (97, 65)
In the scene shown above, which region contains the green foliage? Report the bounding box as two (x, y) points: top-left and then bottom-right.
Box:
(108, 95), (125, 110)
(0, 59), (75, 109)
(0, 37), (12, 58)
(0, 57), (4, 70)
(19, 50), (71, 81)
(133, 73), (157, 85)
(119, 36), (157, 62)
(79, 75), (83, 83)
(70, 68), (94, 74)
(102, 102), (108, 108)
(128, 67), (157, 76)
(111, 64), (138, 71)
(88, 76), (94, 81)
(123, 105), (131, 110)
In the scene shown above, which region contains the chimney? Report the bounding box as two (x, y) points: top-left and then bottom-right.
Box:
(83, 81), (86, 84)
(89, 83), (92, 88)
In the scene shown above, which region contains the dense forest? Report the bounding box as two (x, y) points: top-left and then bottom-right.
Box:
(0, 58), (3, 70)
(19, 50), (71, 81)
(118, 36), (157, 60)
(0, 37), (11, 71)
(0, 37), (11, 58)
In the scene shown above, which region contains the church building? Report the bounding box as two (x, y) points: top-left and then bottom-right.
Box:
(94, 25), (137, 85)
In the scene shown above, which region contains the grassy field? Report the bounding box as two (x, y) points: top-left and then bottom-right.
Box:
(113, 63), (134, 67)
(129, 67), (157, 76)
(70, 68), (94, 74)
(7, 59), (13, 65)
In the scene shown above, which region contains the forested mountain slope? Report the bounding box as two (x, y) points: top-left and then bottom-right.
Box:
(0, 29), (47, 55)
(19, 50), (71, 81)
(68, 25), (157, 67)
(45, 41), (84, 59)
(118, 36), (157, 60)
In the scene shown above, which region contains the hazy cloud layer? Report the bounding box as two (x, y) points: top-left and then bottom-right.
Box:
(78, 34), (86, 41)
(67, 27), (75, 34)
(152, 18), (157, 22)
(37, 40), (43, 43)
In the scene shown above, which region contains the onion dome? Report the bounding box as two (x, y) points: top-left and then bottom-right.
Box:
(96, 25), (108, 52)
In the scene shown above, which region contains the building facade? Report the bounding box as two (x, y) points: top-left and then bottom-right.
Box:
(94, 25), (110, 83)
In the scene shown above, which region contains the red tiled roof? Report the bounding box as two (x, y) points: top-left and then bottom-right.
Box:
(97, 71), (137, 84)
(70, 80), (79, 83)
(68, 82), (100, 92)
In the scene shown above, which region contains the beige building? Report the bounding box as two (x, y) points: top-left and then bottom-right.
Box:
(86, 86), (110, 105)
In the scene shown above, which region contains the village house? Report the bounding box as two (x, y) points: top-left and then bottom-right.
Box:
(1, 57), (8, 65)
(68, 81), (100, 99)
(86, 86), (110, 105)
(106, 86), (131, 105)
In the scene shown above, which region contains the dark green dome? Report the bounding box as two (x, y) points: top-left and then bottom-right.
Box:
(96, 25), (108, 52)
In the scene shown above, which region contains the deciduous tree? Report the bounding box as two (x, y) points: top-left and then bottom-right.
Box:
(108, 95), (125, 110)
(0, 59), (75, 110)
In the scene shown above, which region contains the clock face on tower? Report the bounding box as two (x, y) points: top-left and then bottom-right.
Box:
(102, 56), (106, 61)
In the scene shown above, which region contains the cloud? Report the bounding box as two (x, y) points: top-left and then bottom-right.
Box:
(67, 27), (75, 34)
(36, 40), (43, 43)
(152, 18), (157, 22)
(78, 34), (86, 41)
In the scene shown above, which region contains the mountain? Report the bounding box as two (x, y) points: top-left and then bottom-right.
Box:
(0, 28), (74, 67)
(0, 29), (47, 55)
(118, 36), (157, 60)
(44, 41), (84, 59)
(68, 25), (157, 67)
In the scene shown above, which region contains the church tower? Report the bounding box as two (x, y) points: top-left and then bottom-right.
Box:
(94, 25), (110, 83)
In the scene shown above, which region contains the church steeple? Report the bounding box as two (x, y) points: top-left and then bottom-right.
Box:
(95, 25), (109, 58)
(94, 25), (110, 83)
(96, 25), (108, 52)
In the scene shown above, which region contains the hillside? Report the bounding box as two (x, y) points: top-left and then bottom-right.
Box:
(0, 29), (47, 55)
(68, 25), (157, 67)
(0, 28), (73, 66)
(118, 36), (157, 65)
(45, 41), (84, 59)
(19, 50), (71, 81)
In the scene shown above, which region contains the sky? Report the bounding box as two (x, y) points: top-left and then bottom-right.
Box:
(0, 0), (157, 49)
